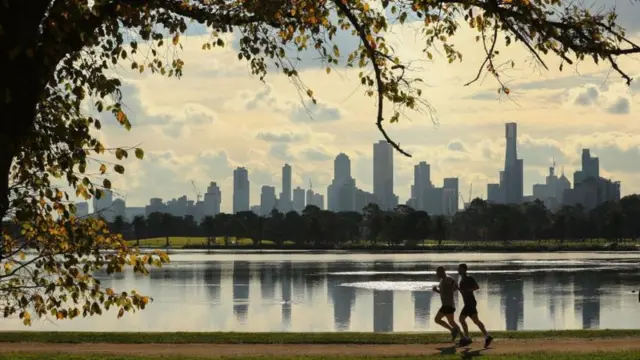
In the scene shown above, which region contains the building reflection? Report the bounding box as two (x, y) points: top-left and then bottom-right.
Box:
(412, 291), (432, 328)
(281, 261), (293, 329)
(574, 271), (601, 329)
(259, 263), (277, 302)
(203, 262), (222, 302)
(327, 263), (356, 331)
(232, 261), (250, 322)
(372, 261), (394, 333)
(499, 275), (524, 331)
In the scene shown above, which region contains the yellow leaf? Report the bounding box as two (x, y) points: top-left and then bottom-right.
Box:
(18, 251), (25, 260)
(363, 3), (370, 11)
(172, 34), (180, 45)
(99, 164), (107, 174)
(142, 296), (150, 305)
(116, 111), (126, 124)
(105, 288), (114, 296)
(325, 67), (331, 74)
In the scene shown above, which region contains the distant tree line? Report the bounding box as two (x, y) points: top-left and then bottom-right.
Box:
(101, 195), (640, 247)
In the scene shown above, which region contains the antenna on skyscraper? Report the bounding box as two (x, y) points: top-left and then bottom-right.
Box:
(309, 178), (313, 191)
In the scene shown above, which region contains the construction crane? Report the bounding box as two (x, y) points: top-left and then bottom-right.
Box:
(460, 182), (473, 209)
(190, 180), (202, 202)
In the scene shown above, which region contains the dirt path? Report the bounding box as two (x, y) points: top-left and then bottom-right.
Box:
(0, 338), (638, 357)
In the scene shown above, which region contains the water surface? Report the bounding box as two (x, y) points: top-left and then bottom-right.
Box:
(5, 252), (640, 332)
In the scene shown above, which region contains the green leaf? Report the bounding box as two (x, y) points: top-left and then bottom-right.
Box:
(135, 148), (144, 160)
(103, 179), (112, 189)
(114, 165), (125, 174)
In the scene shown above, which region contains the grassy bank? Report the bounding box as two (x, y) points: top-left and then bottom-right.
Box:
(1, 353), (640, 360)
(1, 330), (639, 344)
(127, 236), (639, 252)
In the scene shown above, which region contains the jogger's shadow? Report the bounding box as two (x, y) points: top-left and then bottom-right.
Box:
(436, 345), (458, 355)
(459, 347), (488, 359)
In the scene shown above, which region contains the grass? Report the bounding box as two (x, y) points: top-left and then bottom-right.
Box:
(127, 236), (639, 251)
(1, 353), (640, 360)
(0, 330), (639, 344)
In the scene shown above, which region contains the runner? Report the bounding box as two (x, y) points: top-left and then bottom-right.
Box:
(432, 266), (462, 342)
(456, 263), (493, 348)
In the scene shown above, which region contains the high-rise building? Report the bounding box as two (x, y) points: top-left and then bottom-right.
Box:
(145, 198), (165, 216)
(204, 181), (222, 217)
(328, 153), (356, 212)
(233, 167), (250, 213)
(488, 122), (523, 204)
(260, 185), (277, 216)
(410, 161), (432, 211)
(92, 189), (114, 221)
(373, 141), (396, 210)
(443, 177), (459, 215)
(293, 187), (305, 213)
(279, 164), (292, 213)
(75, 202), (89, 218)
(112, 198), (126, 219)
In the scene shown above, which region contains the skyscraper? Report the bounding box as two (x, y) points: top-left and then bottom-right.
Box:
(411, 161), (431, 211)
(260, 185), (277, 216)
(92, 189), (114, 221)
(279, 163), (292, 212)
(502, 122), (523, 204)
(204, 181), (222, 217)
(327, 153), (355, 212)
(233, 167), (250, 213)
(443, 177), (459, 215)
(373, 140), (396, 210)
(293, 187), (305, 213)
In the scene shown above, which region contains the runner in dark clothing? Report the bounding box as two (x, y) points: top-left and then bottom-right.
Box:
(457, 263), (493, 348)
(432, 266), (462, 342)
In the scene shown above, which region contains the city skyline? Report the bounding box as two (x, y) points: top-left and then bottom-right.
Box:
(82, 2), (640, 214)
(86, 122), (621, 220)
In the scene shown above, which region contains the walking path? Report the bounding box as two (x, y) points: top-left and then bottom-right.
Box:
(0, 338), (639, 357)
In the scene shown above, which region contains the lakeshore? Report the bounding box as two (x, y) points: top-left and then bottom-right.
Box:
(129, 236), (640, 253)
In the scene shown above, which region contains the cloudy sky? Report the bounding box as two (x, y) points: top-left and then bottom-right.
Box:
(90, 1), (640, 213)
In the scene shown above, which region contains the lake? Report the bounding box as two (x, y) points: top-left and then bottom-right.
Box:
(4, 252), (640, 332)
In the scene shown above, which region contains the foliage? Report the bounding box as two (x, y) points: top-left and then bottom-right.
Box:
(108, 195), (640, 248)
(1, 215), (168, 326)
(1, 0), (640, 327)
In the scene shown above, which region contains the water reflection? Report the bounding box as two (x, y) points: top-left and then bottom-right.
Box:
(5, 253), (640, 332)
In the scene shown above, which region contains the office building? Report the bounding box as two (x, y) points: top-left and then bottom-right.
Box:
(260, 185), (277, 216)
(373, 140), (396, 210)
(233, 167), (250, 213)
(204, 182), (222, 217)
(293, 187), (305, 213)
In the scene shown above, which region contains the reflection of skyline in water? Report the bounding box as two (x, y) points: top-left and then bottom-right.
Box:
(13, 254), (640, 332)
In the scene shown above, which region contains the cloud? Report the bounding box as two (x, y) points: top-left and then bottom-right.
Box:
(100, 81), (217, 138)
(447, 140), (466, 152)
(289, 101), (344, 123)
(225, 85), (344, 123)
(300, 146), (333, 162)
(564, 83), (632, 115)
(255, 130), (308, 143)
(268, 143), (295, 161)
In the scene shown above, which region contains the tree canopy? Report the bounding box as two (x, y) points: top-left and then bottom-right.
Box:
(1, 0), (639, 325)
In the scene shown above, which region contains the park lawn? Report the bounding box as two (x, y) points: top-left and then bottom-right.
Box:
(1, 352), (640, 360)
(1, 330), (639, 344)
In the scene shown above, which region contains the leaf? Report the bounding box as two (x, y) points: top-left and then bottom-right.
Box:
(99, 164), (107, 174)
(306, 89), (313, 98)
(172, 34), (180, 45)
(117, 307), (125, 318)
(114, 165), (125, 174)
(116, 111), (127, 125)
(135, 148), (144, 160)
(103, 179), (112, 189)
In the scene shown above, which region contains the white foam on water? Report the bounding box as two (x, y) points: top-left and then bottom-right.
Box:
(324, 265), (636, 276)
(340, 281), (440, 291)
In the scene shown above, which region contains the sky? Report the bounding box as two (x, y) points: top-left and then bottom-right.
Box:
(85, 0), (640, 213)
